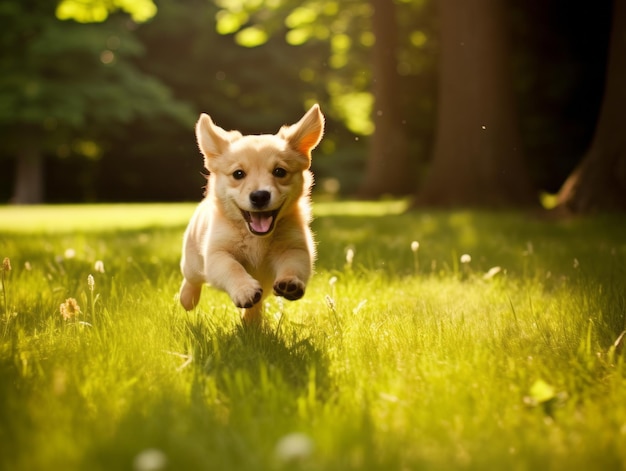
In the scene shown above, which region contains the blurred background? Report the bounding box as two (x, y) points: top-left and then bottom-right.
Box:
(0, 0), (618, 209)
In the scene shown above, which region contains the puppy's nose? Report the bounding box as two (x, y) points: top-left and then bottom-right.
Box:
(250, 190), (271, 208)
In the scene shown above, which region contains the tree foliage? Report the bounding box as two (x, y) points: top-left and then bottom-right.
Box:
(0, 0), (193, 202)
(207, 0), (437, 195)
(56, 0), (157, 23)
(211, 0), (434, 136)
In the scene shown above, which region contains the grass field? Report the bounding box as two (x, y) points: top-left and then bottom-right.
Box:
(1, 201), (625, 471)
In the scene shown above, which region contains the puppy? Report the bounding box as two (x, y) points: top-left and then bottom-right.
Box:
(179, 105), (324, 324)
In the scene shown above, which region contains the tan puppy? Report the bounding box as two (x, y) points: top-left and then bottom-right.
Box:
(179, 105), (324, 324)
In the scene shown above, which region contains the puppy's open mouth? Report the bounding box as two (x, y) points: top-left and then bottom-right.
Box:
(240, 208), (281, 236)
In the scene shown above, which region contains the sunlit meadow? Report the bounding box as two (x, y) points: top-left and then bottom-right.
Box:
(1, 201), (625, 471)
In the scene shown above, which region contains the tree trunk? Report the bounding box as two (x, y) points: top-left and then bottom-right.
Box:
(12, 144), (45, 204)
(358, 0), (413, 198)
(413, 0), (536, 207)
(556, 0), (626, 213)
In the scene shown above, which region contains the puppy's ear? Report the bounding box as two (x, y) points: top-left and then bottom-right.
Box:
(279, 104), (325, 164)
(195, 114), (241, 163)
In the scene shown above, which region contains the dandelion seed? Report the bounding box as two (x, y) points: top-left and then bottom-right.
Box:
(352, 299), (368, 314)
(87, 274), (95, 292)
(460, 254), (472, 264)
(2, 257), (11, 272)
(64, 248), (76, 259)
(329, 276), (338, 287)
(133, 448), (168, 471)
(274, 433), (314, 464)
(60, 298), (81, 321)
(94, 260), (105, 273)
(379, 392), (399, 403)
(483, 266), (502, 280)
(411, 241), (419, 253)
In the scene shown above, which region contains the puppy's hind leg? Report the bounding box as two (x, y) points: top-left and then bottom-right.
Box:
(241, 302), (264, 327)
(180, 279), (202, 311)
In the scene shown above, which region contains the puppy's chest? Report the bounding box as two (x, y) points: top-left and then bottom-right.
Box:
(235, 237), (273, 270)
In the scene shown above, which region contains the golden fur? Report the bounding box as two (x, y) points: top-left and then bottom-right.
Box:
(179, 105), (325, 324)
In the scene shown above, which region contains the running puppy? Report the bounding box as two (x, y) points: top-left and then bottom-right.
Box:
(179, 105), (324, 324)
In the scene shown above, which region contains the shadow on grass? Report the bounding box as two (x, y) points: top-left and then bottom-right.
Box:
(82, 318), (332, 470)
(185, 314), (331, 399)
(0, 357), (24, 468)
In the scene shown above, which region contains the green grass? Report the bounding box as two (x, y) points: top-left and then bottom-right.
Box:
(1, 201), (625, 471)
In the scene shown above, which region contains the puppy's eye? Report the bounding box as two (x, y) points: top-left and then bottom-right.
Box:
(233, 170), (246, 180)
(273, 167), (287, 178)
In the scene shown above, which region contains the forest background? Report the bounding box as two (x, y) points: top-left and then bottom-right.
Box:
(1, 0), (623, 212)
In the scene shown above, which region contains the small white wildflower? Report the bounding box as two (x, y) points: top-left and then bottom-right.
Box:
(94, 260), (105, 273)
(411, 241), (420, 273)
(460, 254), (472, 264)
(64, 248), (76, 259)
(87, 274), (95, 292)
(346, 248), (355, 266)
(274, 433), (314, 464)
(133, 448), (167, 471)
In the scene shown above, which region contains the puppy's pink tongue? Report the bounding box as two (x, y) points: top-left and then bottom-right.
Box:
(250, 212), (273, 233)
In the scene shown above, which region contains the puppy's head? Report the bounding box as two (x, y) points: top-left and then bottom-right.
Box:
(195, 105), (324, 236)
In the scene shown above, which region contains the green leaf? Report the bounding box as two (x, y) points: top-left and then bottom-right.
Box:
(529, 379), (556, 403)
(56, 0), (157, 23)
(216, 10), (249, 35)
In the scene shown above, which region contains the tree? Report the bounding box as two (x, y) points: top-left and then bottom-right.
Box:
(357, 0), (413, 197)
(555, 0), (626, 213)
(208, 0), (436, 196)
(0, 0), (192, 204)
(413, 0), (537, 207)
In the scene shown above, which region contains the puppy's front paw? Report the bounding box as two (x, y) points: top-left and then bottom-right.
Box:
(232, 283), (263, 309)
(273, 277), (305, 301)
